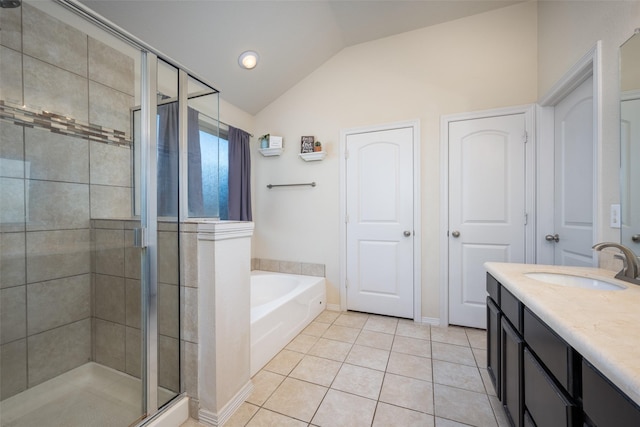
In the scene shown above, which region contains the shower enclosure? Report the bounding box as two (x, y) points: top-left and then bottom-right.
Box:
(0, 1), (220, 425)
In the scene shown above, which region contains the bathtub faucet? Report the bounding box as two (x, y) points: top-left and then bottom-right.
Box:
(592, 242), (640, 285)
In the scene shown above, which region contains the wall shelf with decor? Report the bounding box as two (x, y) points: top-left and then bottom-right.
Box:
(299, 151), (326, 162)
(258, 147), (283, 157)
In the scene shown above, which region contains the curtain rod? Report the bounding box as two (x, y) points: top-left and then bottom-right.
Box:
(218, 119), (254, 137)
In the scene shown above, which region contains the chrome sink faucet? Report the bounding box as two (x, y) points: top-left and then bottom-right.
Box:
(592, 242), (640, 285)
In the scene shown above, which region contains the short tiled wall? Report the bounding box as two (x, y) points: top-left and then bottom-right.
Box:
(251, 258), (326, 277)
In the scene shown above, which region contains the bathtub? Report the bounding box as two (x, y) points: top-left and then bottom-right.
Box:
(250, 270), (326, 376)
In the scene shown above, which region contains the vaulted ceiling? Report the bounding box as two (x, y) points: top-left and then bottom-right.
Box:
(80, 0), (522, 115)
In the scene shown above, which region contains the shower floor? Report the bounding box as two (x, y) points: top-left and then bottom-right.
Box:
(0, 362), (175, 427)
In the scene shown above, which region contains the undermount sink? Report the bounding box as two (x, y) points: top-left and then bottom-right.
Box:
(524, 272), (627, 291)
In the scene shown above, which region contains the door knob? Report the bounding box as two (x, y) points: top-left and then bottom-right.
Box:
(545, 234), (560, 243)
(403, 230), (411, 237)
(451, 230), (460, 238)
(632, 234), (640, 243)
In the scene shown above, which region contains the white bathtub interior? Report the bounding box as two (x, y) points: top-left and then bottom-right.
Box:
(250, 271), (327, 377)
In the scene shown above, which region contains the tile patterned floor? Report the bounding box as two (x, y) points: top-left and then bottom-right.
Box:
(182, 310), (510, 427)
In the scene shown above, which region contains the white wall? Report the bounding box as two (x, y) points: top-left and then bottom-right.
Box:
(250, 1), (538, 318)
(537, 1), (640, 246)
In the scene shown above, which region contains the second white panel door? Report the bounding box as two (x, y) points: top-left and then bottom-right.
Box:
(345, 127), (414, 319)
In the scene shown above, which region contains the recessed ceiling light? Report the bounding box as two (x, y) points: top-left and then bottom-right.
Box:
(238, 51), (259, 70)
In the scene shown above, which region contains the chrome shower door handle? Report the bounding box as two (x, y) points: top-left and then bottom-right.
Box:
(545, 233), (560, 243)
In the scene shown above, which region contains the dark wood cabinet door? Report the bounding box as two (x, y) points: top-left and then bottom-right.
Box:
(487, 296), (501, 399)
(502, 317), (524, 427)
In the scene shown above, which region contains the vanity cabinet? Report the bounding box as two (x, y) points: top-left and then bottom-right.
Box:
(486, 273), (640, 427)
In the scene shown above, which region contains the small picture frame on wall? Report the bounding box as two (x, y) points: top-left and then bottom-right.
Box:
(301, 136), (315, 153)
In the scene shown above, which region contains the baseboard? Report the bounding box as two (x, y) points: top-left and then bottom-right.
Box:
(198, 380), (254, 426)
(144, 394), (189, 427)
(421, 317), (441, 326)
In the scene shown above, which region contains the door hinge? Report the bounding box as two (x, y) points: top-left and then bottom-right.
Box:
(522, 131), (528, 143)
(345, 214), (350, 224)
(345, 149), (349, 159)
(524, 212), (528, 226)
(133, 227), (147, 248)
(345, 279), (349, 289)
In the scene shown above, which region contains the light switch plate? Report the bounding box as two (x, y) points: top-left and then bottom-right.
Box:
(610, 204), (621, 228)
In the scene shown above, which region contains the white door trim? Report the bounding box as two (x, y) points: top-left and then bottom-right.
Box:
(339, 120), (422, 322)
(439, 105), (536, 327)
(536, 41), (602, 265)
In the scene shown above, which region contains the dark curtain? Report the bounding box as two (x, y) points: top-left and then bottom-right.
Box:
(157, 102), (203, 217)
(227, 126), (252, 221)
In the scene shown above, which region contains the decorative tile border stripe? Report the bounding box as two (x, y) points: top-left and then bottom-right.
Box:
(0, 100), (132, 147)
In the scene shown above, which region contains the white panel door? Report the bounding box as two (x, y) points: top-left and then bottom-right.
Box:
(449, 114), (526, 328)
(552, 77), (594, 266)
(345, 127), (414, 318)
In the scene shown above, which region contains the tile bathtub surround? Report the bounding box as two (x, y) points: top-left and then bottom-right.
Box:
(252, 258), (326, 277)
(183, 311), (511, 427)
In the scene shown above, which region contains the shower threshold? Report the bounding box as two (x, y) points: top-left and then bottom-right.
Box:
(0, 362), (175, 427)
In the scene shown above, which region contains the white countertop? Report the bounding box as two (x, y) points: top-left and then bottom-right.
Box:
(485, 262), (640, 405)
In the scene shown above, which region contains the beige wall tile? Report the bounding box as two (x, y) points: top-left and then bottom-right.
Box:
(94, 318), (125, 372)
(181, 286), (198, 343)
(27, 274), (90, 335)
(0, 177), (24, 232)
(1, 285), (26, 344)
(89, 81), (133, 135)
(22, 3), (87, 77)
(26, 229), (90, 283)
(94, 228), (124, 276)
(180, 232), (197, 287)
(158, 283), (179, 339)
(279, 261), (301, 275)
(26, 180), (90, 231)
(0, 122), (24, 179)
(158, 231), (179, 285)
(88, 37), (135, 96)
(23, 56), (88, 121)
(0, 339), (27, 400)
(181, 340), (198, 397)
(124, 229), (141, 280)
(89, 141), (131, 187)
(0, 6), (22, 51)
(25, 127), (89, 184)
(301, 263), (325, 277)
(1, 232), (26, 288)
(259, 259), (279, 272)
(159, 334), (179, 392)
(90, 184), (132, 220)
(125, 278), (140, 328)
(125, 326), (141, 378)
(27, 319), (91, 387)
(0, 45), (22, 106)
(94, 274), (125, 324)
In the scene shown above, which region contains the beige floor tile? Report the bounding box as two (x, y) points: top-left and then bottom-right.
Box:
(263, 377), (327, 423)
(345, 344), (390, 371)
(331, 363), (385, 400)
(466, 328), (487, 350)
(431, 342), (476, 366)
(246, 408), (307, 427)
(334, 313), (368, 328)
(435, 417), (471, 426)
(301, 321), (331, 337)
(308, 338), (353, 362)
(479, 368), (497, 397)
(222, 402), (260, 426)
(434, 384), (497, 427)
(472, 346), (487, 368)
(263, 349), (304, 375)
(285, 334), (319, 353)
(289, 355), (341, 387)
(364, 315), (399, 334)
(247, 370), (285, 406)
(355, 330), (394, 350)
(180, 419), (207, 427)
(311, 389), (377, 427)
(433, 360), (485, 393)
(392, 335), (431, 357)
(380, 373), (434, 414)
(315, 310), (340, 324)
(322, 324), (361, 343)
(387, 352), (433, 382)
(373, 402), (435, 427)
(431, 326), (469, 346)
(396, 321), (431, 340)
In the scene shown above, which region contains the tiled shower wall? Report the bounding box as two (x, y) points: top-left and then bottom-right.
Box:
(0, 4), (134, 400)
